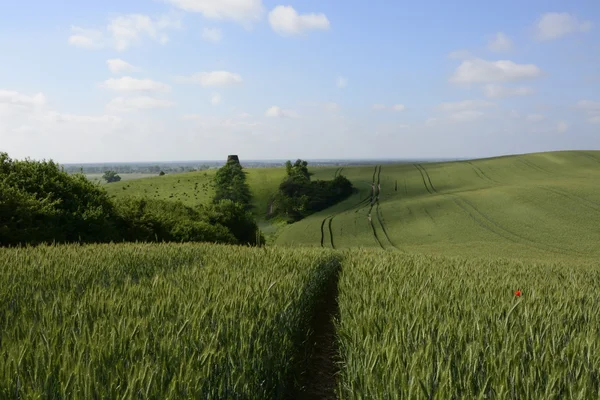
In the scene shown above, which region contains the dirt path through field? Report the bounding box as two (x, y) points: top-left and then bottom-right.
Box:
(297, 270), (340, 400)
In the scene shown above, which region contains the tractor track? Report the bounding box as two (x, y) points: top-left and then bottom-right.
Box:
(417, 164), (438, 193)
(366, 166), (385, 249)
(452, 194), (586, 256)
(518, 158), (551, 175)
(413, 164), (432, 194)
(464, 161), (499, 184)
(415, 163), (584, 256)
(373, 166), (402, 251)
(321, 166), (376, 248)
(538, 186), (600, 214)
(580, 152), (600, 164)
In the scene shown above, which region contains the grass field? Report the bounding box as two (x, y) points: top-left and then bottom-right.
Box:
(86, 173), (159, 185)
(8, 150), (599, 398)
(276, 151), (600, 263)
(0, 244), (340, 398)
(336, 250), (600, 399)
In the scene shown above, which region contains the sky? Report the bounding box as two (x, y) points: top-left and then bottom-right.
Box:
(0, 0), (599, 163)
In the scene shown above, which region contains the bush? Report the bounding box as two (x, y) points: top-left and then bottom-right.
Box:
(272, 160), (354, 222)
(0, 153), (119, 246)
(200, 200), (264, 246)
(113, 197), (236, 244)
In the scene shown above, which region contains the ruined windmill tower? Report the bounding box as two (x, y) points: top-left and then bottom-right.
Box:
(227, 155), (240, 165)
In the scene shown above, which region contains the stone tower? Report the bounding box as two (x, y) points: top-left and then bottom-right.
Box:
(227, 155), (240, 164)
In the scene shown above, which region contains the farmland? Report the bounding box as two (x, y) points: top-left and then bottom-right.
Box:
(276, 151), (600, 263)
(3, 150), (600, 398)
(336, 250), (600, 398)
(0, 244), (340, 398)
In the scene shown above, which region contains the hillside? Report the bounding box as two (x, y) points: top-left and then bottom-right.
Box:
(102, 151), (600, 262)
(275, 151), (600, 262)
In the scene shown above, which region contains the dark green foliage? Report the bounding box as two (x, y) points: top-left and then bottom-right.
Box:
(0, 153), (119, 246)
(0, 152), (259, 247)
(114, 197), (236, 244)
(159, 171), (165, 176)
(103, 170), (121, 183)
(199, 200), (264, 246)
(273, 160), (354, 222)
(212, 159), (252, 208)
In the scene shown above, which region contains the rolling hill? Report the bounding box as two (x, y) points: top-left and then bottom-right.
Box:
(275, 150), (600, 262)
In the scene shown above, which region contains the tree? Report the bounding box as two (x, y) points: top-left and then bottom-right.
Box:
(103, 170), (121, 183)
(200, 200), (264, 246)
(159, 171), (165, 176)
(0, 152), (119, 246)
(212, 159), (252, 209)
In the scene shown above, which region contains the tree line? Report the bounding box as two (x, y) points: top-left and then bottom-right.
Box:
(271, 159), (354, 222)
(0, 152), (262, 247)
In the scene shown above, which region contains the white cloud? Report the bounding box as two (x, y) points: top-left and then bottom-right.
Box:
(438, 100), (495, 123)
(575, 100), (600, 112)
(336, 76), (348, 89)
(0, 90), (46, 107)
(265, 106), (298, 118)
(527, 114), (545, 122)
(575, 100), (600, 124)
(107, 59), (139, 74)
(68, 26), (104, 49)
(483, 84), (535, 98)
(448, 49), (471, 59)
(438, 100), (496, 112)
(202, 27), (222, 42)
(106, 96), (175, 112)
(174, 71), (243, 87)
(451, 58), (542, 83)
(165, 0), (263, 23)
(392, 104), (405, 111)
(449, 110), (484, 122)
(108, 14), (182, 51)
(211, 93), (222, 105)
(323, 102), (340, 112)
(238, 112), (252, 118)
(557, 121), (569, 133)
(487, 32), (512, 52)
(41, 112), (122, 124)
(269, 5), (330, 36)
(101, 77), (171, 92)
(372, 104), (386, 110)
(535, 12), (592, 41)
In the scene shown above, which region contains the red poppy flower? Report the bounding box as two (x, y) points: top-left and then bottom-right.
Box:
(514, 290), (521, 297)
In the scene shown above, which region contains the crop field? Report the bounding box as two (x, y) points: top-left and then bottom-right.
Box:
(0, 244), (340, 398)
(7, 151), (599, 398)
(276, 151), (600, 263)
(336, 250), (600, 399)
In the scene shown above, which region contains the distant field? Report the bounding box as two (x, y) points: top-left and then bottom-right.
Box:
(276, 151), (600, 263)
(86, 173), (159, 184)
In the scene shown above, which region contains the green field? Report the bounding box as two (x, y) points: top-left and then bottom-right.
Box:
(86, 173), (159, 185)
(0, 244), (339, 398)
(5, 150), (600, 398)
(276, 151), (600, 263)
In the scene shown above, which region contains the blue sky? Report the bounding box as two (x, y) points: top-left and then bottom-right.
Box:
(1, 0), (599, 163)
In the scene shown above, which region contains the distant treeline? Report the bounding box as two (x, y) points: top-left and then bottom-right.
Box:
(1, 152), (263, 247)
(64, 159), (432, 176)
(64, 164), (215, 175)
